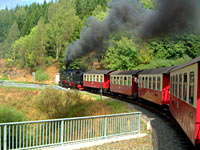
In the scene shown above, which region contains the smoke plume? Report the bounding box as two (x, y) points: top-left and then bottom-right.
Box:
(64, 0), (200, 68)
(141, 0), (199, 39)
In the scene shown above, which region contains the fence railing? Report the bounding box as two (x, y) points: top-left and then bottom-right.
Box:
(0, 112), (141, 150)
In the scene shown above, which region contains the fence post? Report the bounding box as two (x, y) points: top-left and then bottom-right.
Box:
(138, 113), (141, 134)
(61, 120), (64, 144)
(104, 116), (107, 138)
(3, 125), (7, 150)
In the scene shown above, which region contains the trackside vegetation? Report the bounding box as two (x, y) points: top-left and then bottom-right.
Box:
(0, 87), (133, 123)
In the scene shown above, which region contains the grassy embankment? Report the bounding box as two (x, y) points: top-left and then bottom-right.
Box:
(0, 87), (134, 123)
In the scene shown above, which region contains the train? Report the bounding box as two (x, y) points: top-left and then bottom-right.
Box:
(59, 56), (200, 147)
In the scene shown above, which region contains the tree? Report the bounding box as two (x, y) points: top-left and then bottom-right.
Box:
(104, 36), (142, 70)
(4, 22), (20, 58)
(46, 0), (82, 61)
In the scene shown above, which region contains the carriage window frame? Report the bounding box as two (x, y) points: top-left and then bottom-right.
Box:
(189, 72), (194, 105)
(153, 77), (156, 90)
(97, 75), (99, 82)
(84, 75), (86, 81)
(139, 77), (141, 87)
(179, 74), (182, 99)
(170, 76), (172, 94)
(117, 76), (120, 85)
(124, 76), (128, 85)
(128, 76), (132, 86)
(149, 77), (152, 89)
(157, 77), (161, 91)
(145, 77), (148, 88)
(175, 75), (178, 97)
(120, 76), (123, 85)
(142, 77), (144, 88)
(183, 73), (187, 101)
(90, 75), (92, 81)
(100, 75), (103, 82)
(93, 75), (96, 82)
(172, 75), (175, 95)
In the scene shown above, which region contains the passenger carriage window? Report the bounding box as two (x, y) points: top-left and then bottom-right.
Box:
(157, 77), (161, 91)
(84, 75), (86, 81)
(145, 77), (148, 88)
(183, 73), (187, 101)
(189, 72), (194, 105)
(153, 77), (156, 90)
(93, 75), (96, 82)
(124, 77), (128, 85)
(111, 76), (114, 84)
(117, 77), (120, 85)
(114, 76), (116, 84)
(128, 77), (132, 86)
(97, 75), (99, 82)
(170, 76), (173, 94)
(90, 75), (92, 81)
(142, 77), (144, 88)
(100, 75), (103, 82)
(120, 76), (123, 85)
(175, 75), (178, 97)
(149, 77), (152, 89)
(173, 76), (175, 95)
(139, 77), (141, 87)
(179, 74), (182, 99)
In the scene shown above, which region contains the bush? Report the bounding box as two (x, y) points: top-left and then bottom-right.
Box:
(2, 73), (9, 80)
(35, 88), (132, 119)
(0, 106), (27, 123)
(35, 69), (49, 82)
(35, 88), (87, 118)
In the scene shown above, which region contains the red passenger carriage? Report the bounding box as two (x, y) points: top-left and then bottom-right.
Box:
(109, 70), (141, 97)
(83, 70), (113, 92)
(169, 57), (200, 146)
(138, 67), (174, 105)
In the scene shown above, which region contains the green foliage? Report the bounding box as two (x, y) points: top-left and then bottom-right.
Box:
(140, 0), (156, 9)
(104, 36), (142, 70)
(75, 0), (108, 19)
(0, 105), (27, 123)
(35, 69), (49, 82)
(92, 5), (108, 21)
(2, 73), (9, 80)
(106, 101), (129, 113)
(0, 0), (199, 72)
(35, 88), (89, 118)
(136, 56), (192, 69)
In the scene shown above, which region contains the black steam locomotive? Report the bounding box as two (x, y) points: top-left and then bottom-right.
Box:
(59, 69), (85, 89)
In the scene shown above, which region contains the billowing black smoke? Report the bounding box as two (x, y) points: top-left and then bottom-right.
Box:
(141, 0), (199, 39)
(64, 0), (200, 68)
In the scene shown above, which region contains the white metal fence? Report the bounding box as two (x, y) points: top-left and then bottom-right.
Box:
(0, 112), (141, 150)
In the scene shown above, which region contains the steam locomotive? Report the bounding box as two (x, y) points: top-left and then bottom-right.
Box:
(59, 56), (200, 147)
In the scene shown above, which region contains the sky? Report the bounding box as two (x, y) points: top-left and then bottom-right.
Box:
(0, 0), (52, 10)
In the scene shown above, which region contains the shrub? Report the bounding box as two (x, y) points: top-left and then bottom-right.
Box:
(0, 106), (27, 123)
(2, 73), (9, 80)
(35, 88), (86, 118)
(35, 69), (49, 82)
(35, 88), (132, 119)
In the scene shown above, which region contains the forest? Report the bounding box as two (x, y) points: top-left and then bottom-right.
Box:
(0, 0), (200, 72)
